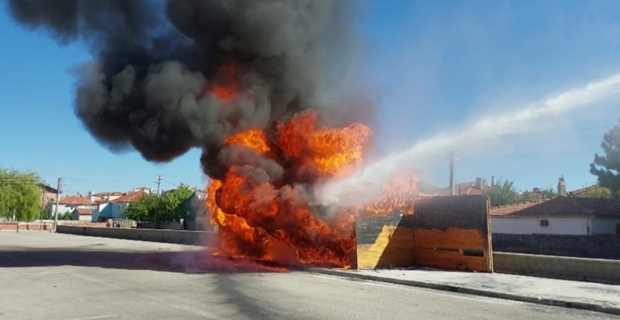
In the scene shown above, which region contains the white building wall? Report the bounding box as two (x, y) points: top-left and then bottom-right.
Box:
(110, 202), (129, 218)
(491, 216), (590, 235)
(49, 204), (76, 218)
(591, 218), (620, 235)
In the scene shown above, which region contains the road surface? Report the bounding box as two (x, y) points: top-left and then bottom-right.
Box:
(0, 231), (617, 320)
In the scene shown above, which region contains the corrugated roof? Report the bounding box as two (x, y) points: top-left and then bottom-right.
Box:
(490, 197), (620, 218)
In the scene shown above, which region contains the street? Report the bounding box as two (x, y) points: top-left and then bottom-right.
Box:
(0, 232), (617, 320)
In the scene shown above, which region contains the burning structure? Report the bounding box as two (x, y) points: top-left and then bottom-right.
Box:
(6, 0), (420, 268)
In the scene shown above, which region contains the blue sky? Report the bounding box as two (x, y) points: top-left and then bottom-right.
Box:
(1, 0), (619, 195)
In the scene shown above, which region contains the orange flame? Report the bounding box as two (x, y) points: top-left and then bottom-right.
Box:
(205, 110), (418, 268)
(225, 129), (270, 154)
(207, 62), (239, 100)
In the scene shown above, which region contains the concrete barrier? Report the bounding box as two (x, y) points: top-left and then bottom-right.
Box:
(494, 252), (620, 284)
(57, 225), (215, 246)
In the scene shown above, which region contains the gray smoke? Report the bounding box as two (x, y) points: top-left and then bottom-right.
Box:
(6, 0), (360, 162)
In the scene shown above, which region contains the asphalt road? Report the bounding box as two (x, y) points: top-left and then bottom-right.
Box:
(0, 232), (617, 320)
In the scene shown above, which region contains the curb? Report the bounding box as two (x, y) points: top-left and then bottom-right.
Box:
(309, 268), (620, 316)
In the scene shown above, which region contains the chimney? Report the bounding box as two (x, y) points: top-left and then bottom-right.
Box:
(558, 176), (567, 196)
(491, 175), (496, 186)
(475, 177), (486, 190)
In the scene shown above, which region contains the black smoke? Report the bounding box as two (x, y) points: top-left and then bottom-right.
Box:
(5, 0), (362, 163)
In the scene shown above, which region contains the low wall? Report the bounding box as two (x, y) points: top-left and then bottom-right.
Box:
(493, 233), (620, 259)
(57, 225), (214, 246)
(494, 252), (620, 284)
(0, 223), (52, 232)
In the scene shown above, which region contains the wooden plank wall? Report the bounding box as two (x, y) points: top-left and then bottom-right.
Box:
(413, 195), (493, 272)
(355, 195), (493, 272)
(356, 212), (415, 269)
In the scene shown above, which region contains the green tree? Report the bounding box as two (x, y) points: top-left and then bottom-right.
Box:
(124, 185), (194, 223)
(123, 193), (159, 221)
(156, 184), (194, 222)
(0, 168), (42, 221)
(60, 211), (73, 220)
(484, 179), (519, 206)
(590, 118), (620, 198)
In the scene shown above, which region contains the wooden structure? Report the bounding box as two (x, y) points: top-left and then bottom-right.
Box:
(356, 195), (493, 272)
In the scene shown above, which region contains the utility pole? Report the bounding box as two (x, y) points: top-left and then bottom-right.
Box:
(449, 151), (455, 196)
(154, 175), (162, 196)
(53, 177), (63, 232)
(40, 181), (45, 229)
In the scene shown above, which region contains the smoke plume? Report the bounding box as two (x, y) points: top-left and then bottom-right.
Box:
(6, 0), (361, 162)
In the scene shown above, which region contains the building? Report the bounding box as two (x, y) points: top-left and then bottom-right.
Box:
(490, 197), (620, 235)
(417, 177), (492, 196)
(110, 190), (148, 218)
(39, 183), (58, 208)
(569, 185), (613, 198)
(71, 208), (93, 222)
(89, 191), (123, 203)
(49, 196), (95, 218)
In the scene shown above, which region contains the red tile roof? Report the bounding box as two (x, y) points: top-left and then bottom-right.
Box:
(59, 196), (93, 206)
(490, 197), (620, 218)
(74, 208), (93, 216)
(111, 191), (147, 203)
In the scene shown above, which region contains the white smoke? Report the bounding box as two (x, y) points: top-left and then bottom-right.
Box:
(316, 72), (620, 207)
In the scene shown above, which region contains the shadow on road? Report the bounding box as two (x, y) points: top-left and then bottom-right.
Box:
(0, 248), (290, 274)
(212, 274), (280, 319)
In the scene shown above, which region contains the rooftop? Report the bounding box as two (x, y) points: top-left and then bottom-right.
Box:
(74, 208), (93, 216)
(490, 197), (620, 218)
(58, 196), (93, 206)
(111, 191), (147, 203)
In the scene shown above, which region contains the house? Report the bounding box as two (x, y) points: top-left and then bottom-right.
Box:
(418, 177), (492, 196)
(71, 208), (93, 222)
(108, 190), (149, 219)
(89, 191), (123, 202)
(39, 183), (58, 208)
(49, 196), (95, 218)
(490, 197), (620, 235)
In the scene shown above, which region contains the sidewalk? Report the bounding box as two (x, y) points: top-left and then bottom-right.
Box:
(311, 268), (620, 316)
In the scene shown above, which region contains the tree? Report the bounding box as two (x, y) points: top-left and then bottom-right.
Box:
(520, 186), (558, 202)
(484, 179), (519, 206)
(123, 193), (159, 221)
(0, 168), (42, 221)
(60, 211), (73, 220)
(157, 184), (194, 222)
(590, 118), (620, 198)
(124, 185), (194, 223)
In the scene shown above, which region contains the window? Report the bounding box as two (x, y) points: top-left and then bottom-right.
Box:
(540, 219), (549, 227)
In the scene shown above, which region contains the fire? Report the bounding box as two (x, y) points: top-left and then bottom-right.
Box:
(206, 110), (418, 268)
(225, 129), (270, 154)
(206, 62), (239, 100)
(276, 112), (371, 176)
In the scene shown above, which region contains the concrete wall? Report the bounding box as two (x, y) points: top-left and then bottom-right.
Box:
(57, 225), (214, 246)
(492, 216), (590, 235)
(494, 252), (620, 284)
(493, 233), (620, 259)
(591, 218), (620, 235)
